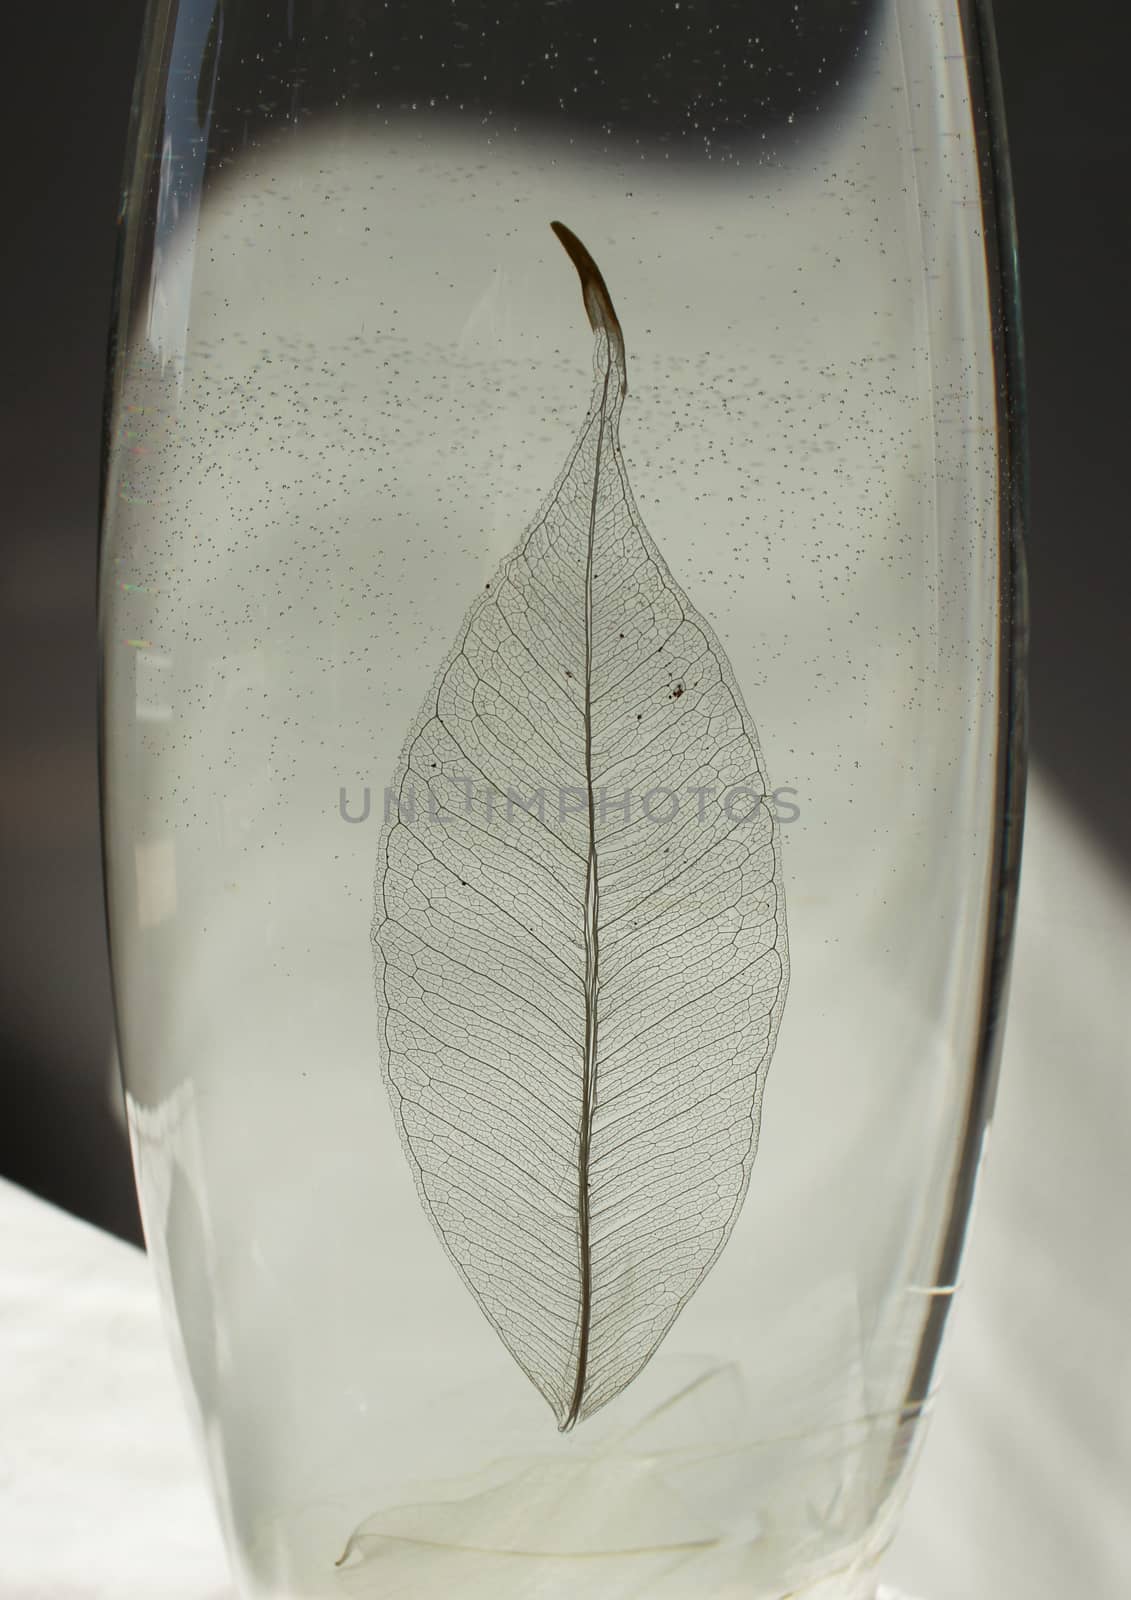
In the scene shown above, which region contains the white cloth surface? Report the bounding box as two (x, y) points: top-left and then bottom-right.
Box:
(0, 1178), (233, 1599)
(884, 773), (1131, 1599)
(1, 769), (1127, 1598)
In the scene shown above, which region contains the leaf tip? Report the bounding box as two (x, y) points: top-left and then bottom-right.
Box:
(549, 220), (627, 394)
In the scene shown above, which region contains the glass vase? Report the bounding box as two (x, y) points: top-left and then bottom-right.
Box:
(98, 1), (1026, 1596)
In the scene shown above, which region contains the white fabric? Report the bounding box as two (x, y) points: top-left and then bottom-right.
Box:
(884, 773), (1131, 1599)
(0, 1178), (232, 1598)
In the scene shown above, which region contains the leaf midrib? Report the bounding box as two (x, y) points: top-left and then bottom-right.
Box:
(563, 356), (614, 1431)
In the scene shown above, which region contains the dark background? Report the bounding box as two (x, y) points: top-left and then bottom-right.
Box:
(1, 1), (1128, 1247)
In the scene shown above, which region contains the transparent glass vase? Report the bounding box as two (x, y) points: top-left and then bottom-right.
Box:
(98, 2), (1026, 1597)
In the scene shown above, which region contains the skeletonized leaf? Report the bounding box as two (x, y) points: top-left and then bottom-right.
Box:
(372, 223), (788, 1430)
